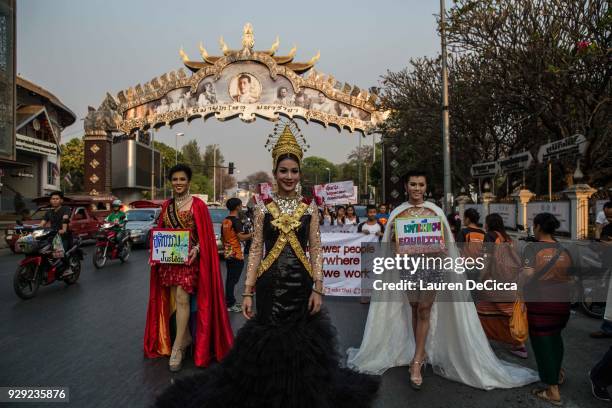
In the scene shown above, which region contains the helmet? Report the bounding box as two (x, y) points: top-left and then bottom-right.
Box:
(112, 199), (122, 208)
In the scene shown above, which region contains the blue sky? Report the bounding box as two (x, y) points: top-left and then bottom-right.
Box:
(17, 0), (448, 177)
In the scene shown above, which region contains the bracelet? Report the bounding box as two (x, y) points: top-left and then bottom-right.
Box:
(242, 293), (254, 297)
(312, 288), (325, 296)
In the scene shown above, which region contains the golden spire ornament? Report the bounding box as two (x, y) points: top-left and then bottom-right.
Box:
(265, 119), (309, 168)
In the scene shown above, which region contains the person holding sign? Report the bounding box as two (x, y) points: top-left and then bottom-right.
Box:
(347, 170), (537, 391)
(154, 127), (378, 407)
(144, 164), (233, 373)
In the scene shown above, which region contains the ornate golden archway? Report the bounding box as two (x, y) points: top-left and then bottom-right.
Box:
(82, 23), (388, 196)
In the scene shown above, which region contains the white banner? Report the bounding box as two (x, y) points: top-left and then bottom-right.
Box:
(321, 232), (378, 297)
(315, 180), (356, 205)
(489, 203), (518, 229)
(526, 201), (571, 233)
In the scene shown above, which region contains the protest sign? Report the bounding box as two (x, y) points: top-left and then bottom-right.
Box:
(150, 228), (191, 264)
(321, 232), (378, 297)
(394, 216), (445, 254)
(314, 180), (356, 205)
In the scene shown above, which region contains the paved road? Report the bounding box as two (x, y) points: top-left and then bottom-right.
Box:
(0, 247), (608, 407)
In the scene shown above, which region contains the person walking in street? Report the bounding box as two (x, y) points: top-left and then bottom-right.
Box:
(336, 205), (347, 226)
(358, 205), (384, 238)
(222, 198), (253, 313)
(144, 164), (233, 372)
(345, 205), (360, 225)
(522, 213), (573, 406)
(375, 203), (389, 226)
(476, 213), (528, 359)
(589, 346), (612, 401)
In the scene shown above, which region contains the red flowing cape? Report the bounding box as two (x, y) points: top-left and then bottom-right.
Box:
(143, 197), (234, 366)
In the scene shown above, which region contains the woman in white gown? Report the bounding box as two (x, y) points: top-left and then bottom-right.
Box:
(347, 171), (538, 390)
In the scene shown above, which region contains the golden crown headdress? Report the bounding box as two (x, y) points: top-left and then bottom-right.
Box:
(265, 119), (309, 168)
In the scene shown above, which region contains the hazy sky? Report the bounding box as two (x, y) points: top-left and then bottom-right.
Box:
(17, 0), (447, 178)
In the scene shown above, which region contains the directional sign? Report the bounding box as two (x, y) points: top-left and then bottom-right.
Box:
(470, 161), (499, 178)
(537, 134), (588, 163)
(498, 152), (534, 174)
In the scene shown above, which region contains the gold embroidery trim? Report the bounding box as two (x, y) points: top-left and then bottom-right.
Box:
(256, 201), (313, 278)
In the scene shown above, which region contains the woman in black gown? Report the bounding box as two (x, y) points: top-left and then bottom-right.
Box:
(155, 126), (379, 408)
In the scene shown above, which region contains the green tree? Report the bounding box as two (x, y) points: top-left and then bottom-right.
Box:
(244, 171), (272, 188)
(190, 173), (213, 196)
(153, 141), (184, 171)
(181, 140), (204, 173)
(301, 156), (337, 193)
(59, 137), (84, 192)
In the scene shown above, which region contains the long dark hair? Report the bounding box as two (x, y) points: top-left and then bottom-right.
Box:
(485, 213), (511, 242)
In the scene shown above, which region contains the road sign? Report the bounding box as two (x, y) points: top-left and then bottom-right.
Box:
(498, 151), (534, 174)
(470, 161), (499, 178)
(537, 134), (588, 163)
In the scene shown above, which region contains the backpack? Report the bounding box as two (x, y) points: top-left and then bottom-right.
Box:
(462, 227), (485, 258)
(488, 232), (522, 282)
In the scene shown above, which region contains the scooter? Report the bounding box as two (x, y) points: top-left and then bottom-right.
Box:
(13, 229), (83, 299)
(93, 222), (132, 269)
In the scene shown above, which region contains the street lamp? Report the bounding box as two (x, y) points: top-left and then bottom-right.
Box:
(175, 132), (184, 165)
(325, 167), (331, 183)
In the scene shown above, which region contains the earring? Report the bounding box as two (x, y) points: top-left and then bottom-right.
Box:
(296, 181), (302, 195)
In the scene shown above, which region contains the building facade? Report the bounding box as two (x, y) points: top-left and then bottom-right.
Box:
(0, 76), (76, 212)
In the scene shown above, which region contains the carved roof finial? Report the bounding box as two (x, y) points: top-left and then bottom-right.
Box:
(219, 36), (229, 54)
(269, 36), (280, 54)
(242, 22), (254, 51)
(199, 42), (209, 60)
(179, 46), (189, 63)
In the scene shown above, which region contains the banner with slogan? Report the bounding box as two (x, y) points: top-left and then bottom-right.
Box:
(394, 216), (445, 255)
(320, 232), (378, 297)
(150, 228), (191, 264)
(314, 180), (357, 205)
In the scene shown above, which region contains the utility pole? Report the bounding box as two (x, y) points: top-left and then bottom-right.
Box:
(440, 0), (452, 212)
(213, 145), (216, 203)
(150, 131), (155, 200)
(358, 134), (362, 203)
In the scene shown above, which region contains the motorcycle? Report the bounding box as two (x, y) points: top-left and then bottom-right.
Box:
(13, 229), (83, 300)
(93, 222), (132, 269)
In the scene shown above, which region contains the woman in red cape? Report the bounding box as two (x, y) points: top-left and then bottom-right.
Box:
(144, 164), (233, 370)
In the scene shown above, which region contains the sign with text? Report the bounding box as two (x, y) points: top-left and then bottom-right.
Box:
(150, 228), (191, 264)
(470, 161), (499, 178)
(489, 203), (518, 229)
(321, 233), (378, 297)
(526, 201), (571, 233)
(537, 134), (588, 163)
(314, 180), (357, 205)
(394, 216), (445, 254)
(498, 152), (534, 174)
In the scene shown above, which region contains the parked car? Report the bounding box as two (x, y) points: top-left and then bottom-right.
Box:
(5, 204), (101, 253)
(208, 207), (229, 255)
(125, 208), (162, 248)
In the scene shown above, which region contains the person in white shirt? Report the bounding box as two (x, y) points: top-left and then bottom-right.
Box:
(357, 205), (384, 237)
(344, 205), (360, 225)
(595, 201), (612, 239)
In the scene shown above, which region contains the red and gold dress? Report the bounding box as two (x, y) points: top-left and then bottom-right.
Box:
(144, 196), (233, 367)
(157, 208), (198, 294)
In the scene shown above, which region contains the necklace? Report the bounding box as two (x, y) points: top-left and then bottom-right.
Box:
(174, 191), (191, 209)
(408, 204), (426, 217)
(272, 192), (302, 214)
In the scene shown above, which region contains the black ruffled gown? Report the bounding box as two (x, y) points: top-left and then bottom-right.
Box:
(154, 197), (379, 408)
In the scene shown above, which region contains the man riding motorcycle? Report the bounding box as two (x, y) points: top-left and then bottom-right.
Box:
(39, 191), (72, 276)
(105, 200), (127, 250)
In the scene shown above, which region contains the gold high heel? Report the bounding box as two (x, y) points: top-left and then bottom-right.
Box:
(169, 346), (185, 372)
(409, 359), (425, 390)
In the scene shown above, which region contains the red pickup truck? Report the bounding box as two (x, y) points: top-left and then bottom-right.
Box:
(4, 196), (114, 253)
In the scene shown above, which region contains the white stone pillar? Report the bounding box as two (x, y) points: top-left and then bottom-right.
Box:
(512, 189), (535, 231)
(563, 184), (597, 240)
(482, 192), (496, 218)
(455, 195), (471, 226)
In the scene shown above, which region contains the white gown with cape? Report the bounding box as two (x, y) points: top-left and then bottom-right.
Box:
(346, 201), (538, 390)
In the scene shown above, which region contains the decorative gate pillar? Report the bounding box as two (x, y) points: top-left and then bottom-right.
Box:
(83, 130), (113, 195)
(455, 194), (471, 226)
(563, 184), (597, 240)
(481, 192), (496, 218)
(512, 189), (535, 231)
